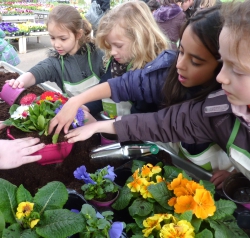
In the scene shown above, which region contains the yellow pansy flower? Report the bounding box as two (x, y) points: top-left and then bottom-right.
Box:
(193, 189), (216, 219)
(16, 202), (34, 219)
(30, 219), (40, 228)
(140, 181), (154, 199)
(127, 169), (147, 192)
(159, 220), (195, 238)
(142, 214), (165, 237)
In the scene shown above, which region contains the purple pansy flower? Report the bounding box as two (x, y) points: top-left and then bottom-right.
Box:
(72, 108), (84, 128)
(108, 222), (124, 238)
(74, 165), (96, 184)
(55, 105), (84, 128)
(71, 209), (80, 213)
(103, 165), (116, 181)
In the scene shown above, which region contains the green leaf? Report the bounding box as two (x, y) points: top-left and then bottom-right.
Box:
(52, 134), (59, 144)
(212, 199), (237, 220)
(80, 204), (97, 219)
(2, 223), (21, 238)
(112, 186), (134, 210)
(208, 215), (248, 238)
(16, 184), (33, 204)
(163, 165), (183, 182)
(179, 210), (193, 222)
(195, 228), (213, 238)
(131, 160), (146, 173)
(199, 180), (215, 195)
(147, 182), (173, 210)
(0, 179), (17, 224)
(21, 229), (40, 238)
(9, 104), (19, 115)
(190, 216), (202, 233)
(0, 211), (5, 234)
(96, 219), (110, 230)
(129, 198), (153, 217)
(37, 115), (45, 130)
(33, 181), (68, 214)
(36, 209), (85, 238)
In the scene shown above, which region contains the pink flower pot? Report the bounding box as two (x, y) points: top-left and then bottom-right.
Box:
(7, 127), (73, 165)
(0, 83), (26, 106)
(90, 191), (119, 207)
(100, 133), (118, 145)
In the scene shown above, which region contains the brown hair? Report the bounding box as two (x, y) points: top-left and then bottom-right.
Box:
(96, 1), (169, 70)
(163, 4), (222, 107)
(46, 5), (93, 46)
(221, 0), (250, 61)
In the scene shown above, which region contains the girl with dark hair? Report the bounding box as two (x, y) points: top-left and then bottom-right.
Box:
(49, 5), (234, 189)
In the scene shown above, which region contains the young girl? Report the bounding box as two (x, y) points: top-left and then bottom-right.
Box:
(49, 5), (234, 189)
(85, 1), (170, 117)
(64, 0), (250, 181)
(7, 5), (105, 97)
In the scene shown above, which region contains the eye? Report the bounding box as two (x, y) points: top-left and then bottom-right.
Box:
(191, 61), (201, 66)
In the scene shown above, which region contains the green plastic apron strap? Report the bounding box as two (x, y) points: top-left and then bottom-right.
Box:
(226, 118), (241, 154)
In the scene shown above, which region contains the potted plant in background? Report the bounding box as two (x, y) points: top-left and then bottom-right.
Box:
(3, 89), (86, 165)
(74, 165), (120, 207)
(0, 179), (85, 238)
(112, 160), (248, 237)
(72, 203), (125, 238)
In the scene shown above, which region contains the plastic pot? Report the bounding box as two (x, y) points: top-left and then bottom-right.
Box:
(223, 172), (250, 209)
(7, 127), (73, 165)
(100, 133), (118, 145)
(0, 83), (25, 105)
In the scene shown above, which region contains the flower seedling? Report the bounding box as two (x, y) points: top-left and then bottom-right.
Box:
(76, 204), (124, 238)
(74, 165), (119, 201)
(0, 179), (85, 238)
(112, 160), (248, 237)
(3, 91), (86, 144)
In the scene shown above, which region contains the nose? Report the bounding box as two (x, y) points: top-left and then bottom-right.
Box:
(176, 54), (187, 71)
(216, 65), (230, 85)
(53, 39), (61, 49)
(110, 47), (117, 57)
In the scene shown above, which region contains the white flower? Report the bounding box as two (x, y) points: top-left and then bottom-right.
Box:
(11, 105), (30, 120)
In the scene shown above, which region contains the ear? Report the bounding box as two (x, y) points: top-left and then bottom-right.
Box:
(76, 29), (83, 40)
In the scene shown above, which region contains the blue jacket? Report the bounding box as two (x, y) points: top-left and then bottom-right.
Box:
(108, 50), (177, 106)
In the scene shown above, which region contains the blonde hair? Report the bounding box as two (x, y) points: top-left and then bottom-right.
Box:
(96, 1), (170, 70)
(200, 0), (216, 8)
(46, 5), (93, 47)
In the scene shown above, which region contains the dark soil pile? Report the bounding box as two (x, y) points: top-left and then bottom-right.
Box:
(0, 69), (172, 196)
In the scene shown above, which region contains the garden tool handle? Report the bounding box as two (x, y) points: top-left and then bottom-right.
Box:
(145, 141), (213, 181)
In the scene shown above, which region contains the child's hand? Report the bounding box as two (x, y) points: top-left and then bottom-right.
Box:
(65, 120), (116, 143)
(84, 110), (97, 125)
(6, 79), (25, 89)
(49, 97), (80, 135)
(210, 170), (232, 189)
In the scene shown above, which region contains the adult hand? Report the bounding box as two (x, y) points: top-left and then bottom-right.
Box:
(210, 170), (232, 189)
(0, 138), (45, 169)
(0, 121), (7, 130)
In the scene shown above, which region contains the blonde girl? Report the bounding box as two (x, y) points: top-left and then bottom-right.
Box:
(85, 1), (170, 117)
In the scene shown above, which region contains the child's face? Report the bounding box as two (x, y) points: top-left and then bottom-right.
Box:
(176, 25), (219, 88)
(105, 25), (133, 64)
(217, 27), (250, 106)
(181, 0), (194, 11)
(48, 22), (81, 55)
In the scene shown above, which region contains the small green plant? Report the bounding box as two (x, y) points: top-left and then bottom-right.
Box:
(78, 204), (124, 238)
(0, 179), (85, 238)
(74, 165), (119, 201)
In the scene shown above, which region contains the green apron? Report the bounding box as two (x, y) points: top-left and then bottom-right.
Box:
(226, 118), (250, 179)
(102, 59), (133, 119)
(61, 44), (100, 97)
